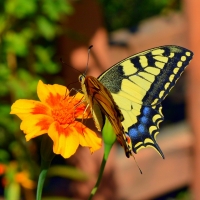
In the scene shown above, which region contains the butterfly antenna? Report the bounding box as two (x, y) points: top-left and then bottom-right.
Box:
(66, 80), (79, 89)
(84, 45), (93, 75)
(60, 58), (82, 74)
(131, 152), (143, 174)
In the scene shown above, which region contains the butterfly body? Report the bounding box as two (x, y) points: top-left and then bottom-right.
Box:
(79, 45), (193, 158)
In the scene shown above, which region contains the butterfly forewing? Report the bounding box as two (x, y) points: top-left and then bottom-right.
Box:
(98, 45), (193, 157)
(79, 75), (133, 157)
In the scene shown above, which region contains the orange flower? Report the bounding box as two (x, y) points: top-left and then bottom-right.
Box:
(10, 80), (102, 158)
(15, 171), (35, 189)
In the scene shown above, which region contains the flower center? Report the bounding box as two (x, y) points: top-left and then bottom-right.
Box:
(51, 99), (75, 125)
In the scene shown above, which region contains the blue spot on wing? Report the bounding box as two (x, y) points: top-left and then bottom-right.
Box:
(138, 124), (145, 133)
(143, 107), (151, 116)
(129, 128), (138, 138)
(128, 106), (151, 140)
(127, 106), (164, 158)
(140, 116), (149, 124)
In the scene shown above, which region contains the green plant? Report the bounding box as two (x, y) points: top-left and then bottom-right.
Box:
(0, 0), (73, 198)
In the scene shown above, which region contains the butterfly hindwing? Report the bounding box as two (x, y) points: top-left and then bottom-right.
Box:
(98, 45), (193, 157)
(128, 104), (164, 157)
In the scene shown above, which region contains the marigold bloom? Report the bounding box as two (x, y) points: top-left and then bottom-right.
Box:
(10, 80), (102, 158)
(15, 171), (35, 189)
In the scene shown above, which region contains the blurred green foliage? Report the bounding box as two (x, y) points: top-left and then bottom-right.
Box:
(0, 0), (74, 198)
(99, 0), (181, 32)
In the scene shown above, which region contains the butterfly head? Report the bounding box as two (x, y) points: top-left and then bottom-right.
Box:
(78, 74), (86, 84)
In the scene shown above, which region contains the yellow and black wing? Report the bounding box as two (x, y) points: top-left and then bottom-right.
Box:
(79, 75), (133, 157)
(98, 45), (193, 158)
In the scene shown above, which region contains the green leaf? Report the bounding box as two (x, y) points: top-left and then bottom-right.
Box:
(0, 104), (20, 134)
(36, 17), (56, 40)
(42, 0), (60, 21)
(1, 120), (19, 139)
(0, 149), (10, 163)
(8, 70), (39, 99)
(0, 64), (10, 79)
(35, 62), (60, 74)
(4, 31), (28, 56)
(5, 181), (20, 200)
(0, 15), (7, 33)
(0, 104), (12, 117)
(35, 46), (61, 74)
(0, 64), (10, 96)
(57, 0), (74, 15)
(21, 28), (34, 41)
(47, 165), (89, 181)
(42, 0), (73, 21)
(5, 0), (36, 18)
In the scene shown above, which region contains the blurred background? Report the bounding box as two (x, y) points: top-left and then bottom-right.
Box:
(0, 0), (200, 199)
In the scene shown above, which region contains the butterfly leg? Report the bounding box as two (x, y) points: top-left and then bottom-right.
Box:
(63, 88), (84, 100)
(81, 103), (91, 125)
(72, 97), (92, 134)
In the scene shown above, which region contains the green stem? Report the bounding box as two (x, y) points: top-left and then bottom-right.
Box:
(88, 143), (112, 200)
(36, 167), (48, 200)
(88, 117), (116, 200)
(36, 134), (55, 200)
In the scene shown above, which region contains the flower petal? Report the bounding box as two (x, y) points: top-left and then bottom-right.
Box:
(15, 171), (35, 189)
(20, 114), (53, 141)
(48, 121), (79, 158)
(70, 93), (92, 119)
(10, 99), (51, 120)
(74, 122), (102, 153)
(37, 80), (69, 107)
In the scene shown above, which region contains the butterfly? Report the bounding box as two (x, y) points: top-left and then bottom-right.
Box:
(79, 45), (193, 158)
